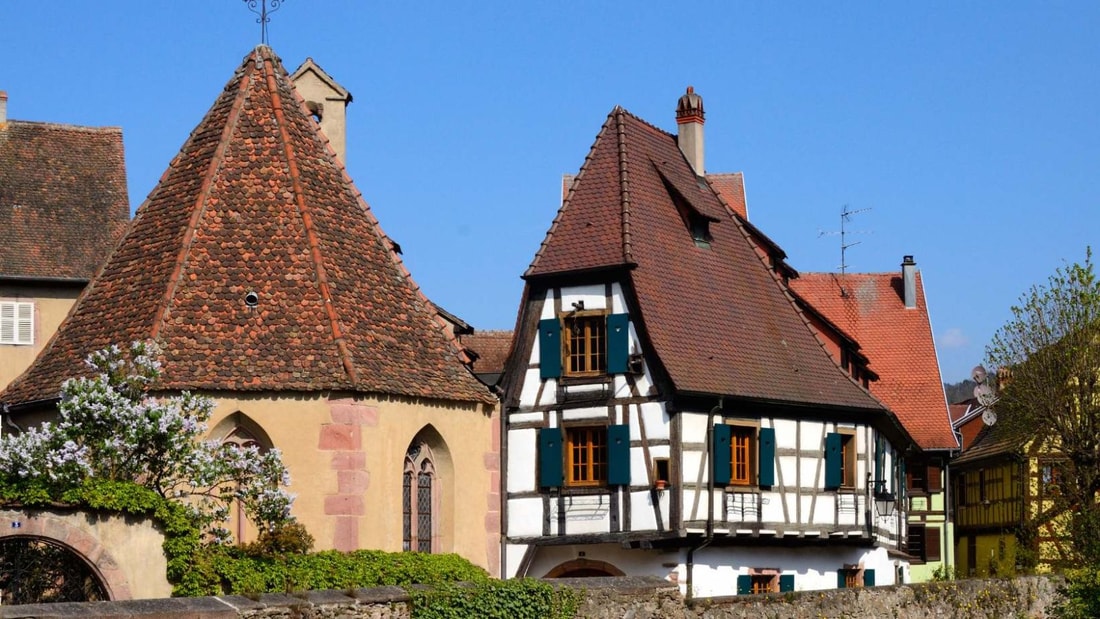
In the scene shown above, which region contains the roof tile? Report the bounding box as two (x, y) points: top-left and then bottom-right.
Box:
(1, 46), (492, 405)
(790, 272), (958, 449)
(527, 107), (884, 412)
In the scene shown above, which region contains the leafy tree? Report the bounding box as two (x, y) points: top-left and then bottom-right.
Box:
(987, 248), (1100, 566)
(0, 341), (294, 542)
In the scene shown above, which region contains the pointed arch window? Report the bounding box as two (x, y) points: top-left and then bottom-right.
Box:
(222, 425), (266, 544)
(403, 441), (438, 553)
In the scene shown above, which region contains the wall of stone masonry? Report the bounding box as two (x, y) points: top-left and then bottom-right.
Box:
(0, 575), (1062, 619)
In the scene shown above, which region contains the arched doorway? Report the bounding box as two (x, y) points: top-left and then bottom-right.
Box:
(0, 537), (109, 604)
(544, 558), (625, 578)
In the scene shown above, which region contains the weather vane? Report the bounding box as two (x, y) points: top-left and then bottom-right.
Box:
(243, 0), (284, 45)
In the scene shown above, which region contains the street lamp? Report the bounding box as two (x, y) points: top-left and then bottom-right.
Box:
(873, 480), (896, 518)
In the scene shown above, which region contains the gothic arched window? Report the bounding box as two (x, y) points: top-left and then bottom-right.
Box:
(403, 441), (438, 553)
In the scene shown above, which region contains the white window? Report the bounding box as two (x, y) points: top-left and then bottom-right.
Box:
(0, 302), (33, 345)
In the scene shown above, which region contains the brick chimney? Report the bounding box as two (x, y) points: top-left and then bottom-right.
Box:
(0, 91), (7, 125)
(676, 86), (705, 176)
(902, 255), (917, 309)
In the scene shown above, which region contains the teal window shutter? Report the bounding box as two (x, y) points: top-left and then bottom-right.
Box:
(779, 574), (794, 592)
(538, 318), (561, 379)
(607, 424), (630, 486)
(713, 424), (732, 485)
(863, 569), (875, 587)
(758, 427), (776, 487)
(836, 569), (847, 589)
(825, 432), (842, 489)
(737, 574), (752, 595)
(538, 427), (563, 488)
(606, 313), (630, 374)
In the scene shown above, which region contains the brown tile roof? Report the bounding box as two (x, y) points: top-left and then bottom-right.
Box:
(0, 121), (129, 280)
(790, 272), (959, 450)
(526, 107), (886, 412)
(1, 46), (492, 405)
(463, 330), (514, 375)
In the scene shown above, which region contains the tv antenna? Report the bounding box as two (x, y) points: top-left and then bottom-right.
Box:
(243, 0), (285, 45)
(818, 205), (872, 276)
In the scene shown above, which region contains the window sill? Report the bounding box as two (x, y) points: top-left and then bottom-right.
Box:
(558, 486), (610, 496)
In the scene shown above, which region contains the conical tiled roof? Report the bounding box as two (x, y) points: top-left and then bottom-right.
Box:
(2, 46), (492, 405)
(526, 107), (886, 412)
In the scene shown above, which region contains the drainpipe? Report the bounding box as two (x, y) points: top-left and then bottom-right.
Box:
(686, 399), (722, 603)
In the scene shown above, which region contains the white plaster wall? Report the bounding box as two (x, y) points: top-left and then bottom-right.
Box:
(636, 402), (670, 440)
(504, 543), (531, 579)
(518, 368), (545, 407)
(629, 489), (668, 531)
(508, 429), (537, 493)
(526, 542), (677, 581)
(560, 285), (607, 312)
(562, 406), (608, 421)
(507, 498), (543, 538)
(524, 542), (907, 599)
(685, 544), (904, 598)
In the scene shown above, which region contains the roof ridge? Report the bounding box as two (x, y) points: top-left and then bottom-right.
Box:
(524, 108), (619, 278)
(614, 108), (635, 265)
(1, 120), (123, 133)
(260, 50), (359, 385)
(151, 51), (256, 339)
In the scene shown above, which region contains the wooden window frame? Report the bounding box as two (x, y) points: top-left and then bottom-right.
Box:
(728, 422), (758, 487)
(0, 301), (34, 346)
(839, 430), (857, 489)
(562, 311), (608, 378)
(565, 425), (608, 487)
(750, 573), (778, 594)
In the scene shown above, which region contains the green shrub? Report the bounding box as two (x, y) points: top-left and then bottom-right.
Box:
(408, 579), (578, 619)
(1053, 568), (1100, 619)
(195, 547), (489, 595)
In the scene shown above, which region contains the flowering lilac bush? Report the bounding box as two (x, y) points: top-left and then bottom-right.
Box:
(0, 341), (294, 541)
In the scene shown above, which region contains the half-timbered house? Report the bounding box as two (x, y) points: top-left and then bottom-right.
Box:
(501, 88), (918, 597)
(791, 259), (960, 581)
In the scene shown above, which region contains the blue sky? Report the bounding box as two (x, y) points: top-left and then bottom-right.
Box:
(4, 2), (1098, 385)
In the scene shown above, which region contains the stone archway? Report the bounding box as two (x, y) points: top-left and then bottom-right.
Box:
(0, 509), (172, 601)
(544, 558), (625, 578)
(0, 536), (109, 604)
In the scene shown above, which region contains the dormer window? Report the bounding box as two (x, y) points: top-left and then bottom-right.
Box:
(690, 216), (711, 248)
(564, 312), (607, 376)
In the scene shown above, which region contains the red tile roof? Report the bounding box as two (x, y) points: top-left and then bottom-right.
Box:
(463, 330), (514, 375)
(706, 173), (747, 219)
(526, 107), (886, 412)
(0, 121), (129, 280)
(1, 46), (492, 405)
(790, 272), (959, 450)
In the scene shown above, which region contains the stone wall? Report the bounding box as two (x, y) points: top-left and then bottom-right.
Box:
(0, 575), (1062, 618)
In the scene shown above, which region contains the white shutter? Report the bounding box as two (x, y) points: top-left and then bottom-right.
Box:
(0, 303), (13, 344)
(0, 302), (33, 345)
(16, 302), (33, 345)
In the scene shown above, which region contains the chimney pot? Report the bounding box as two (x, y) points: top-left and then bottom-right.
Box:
(0, 91), (7, 125)
(676, 86), (705, 176)
(902, 255), (917, 308)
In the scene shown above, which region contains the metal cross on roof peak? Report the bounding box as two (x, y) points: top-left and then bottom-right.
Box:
(243, 0), (285, 45)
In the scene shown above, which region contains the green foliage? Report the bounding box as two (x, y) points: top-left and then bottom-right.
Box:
(1053, 568), (1100, 619)
(987, 248), (1100, 568)
(408, 579), (579, 619)
(182, 548), (490, 597)
(241, 521), (315, 557)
